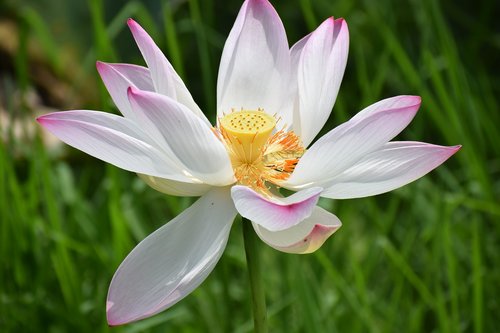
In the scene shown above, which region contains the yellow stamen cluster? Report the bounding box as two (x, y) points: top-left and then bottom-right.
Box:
(218, 109), (305, 195)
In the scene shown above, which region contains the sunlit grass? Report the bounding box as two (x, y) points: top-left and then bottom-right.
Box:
(1, 0), (498, 332)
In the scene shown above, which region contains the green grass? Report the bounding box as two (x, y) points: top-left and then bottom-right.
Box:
(1, 0), (498, 332)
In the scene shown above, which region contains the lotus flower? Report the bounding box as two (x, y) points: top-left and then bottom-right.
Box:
(37, 0), (460, 326)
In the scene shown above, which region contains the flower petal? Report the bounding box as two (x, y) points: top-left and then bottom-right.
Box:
(106, 187), (237, 326)
(285, 96), (421, 188)
(294, 17), (349, 146)
(322, 142), (461, 199)
(289, 32), (311, 130)
(36, 111), (191, 182)
(105, 63), (155, 91)
(349, 95), (422, 122)
(138, 174), (211, 197)
(127, 19), (210, 127)
(217, 0), (291, 125)
(127, 88), (234, 186)
(231, 185), (322, 231)
(96, 62), (154, 121)
(252, 206), (341, 254)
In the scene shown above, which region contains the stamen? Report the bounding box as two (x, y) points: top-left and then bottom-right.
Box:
(218, 109), (305, 195)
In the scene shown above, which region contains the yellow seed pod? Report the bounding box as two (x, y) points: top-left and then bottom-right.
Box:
(220, 110), (276, 163)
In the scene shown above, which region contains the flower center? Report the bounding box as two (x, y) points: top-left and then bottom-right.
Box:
(219, 110), (276, 163)
(218, 109), (305, 194)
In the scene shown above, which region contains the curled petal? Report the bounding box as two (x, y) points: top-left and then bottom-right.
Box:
(322, 142), (461, 199)
(252, 206), (341, 254)
(127, 19), (210, 126)
(231, 185), (322, 231)
(107, 187), (237, 326)
(127, 88), (234, 186)
(217, 0), (291, 125)
(138, 174), (211, 197)
(36, 111), (191, 182)
(286, 96), (421, 189)
(294, 17), (349, 146)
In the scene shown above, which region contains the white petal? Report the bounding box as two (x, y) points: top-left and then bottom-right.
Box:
(289, 32), (311, 132)
(285, 96), (421, 188)
(138, 174), (211, 197)
(127, 88), (234, 186)
(231, 185), (322, 231)
(295, 18), (349, 146)
(217, 0), (291, 125)
(106, 187), (236, 325)
(253, 206), (341, 254)
(290, 33), (312, 70)
(37, 111), (191, 182)
(322, 142), (461, 199)
(127, 19), (210, 127)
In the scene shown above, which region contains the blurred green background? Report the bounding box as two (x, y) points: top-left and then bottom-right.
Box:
(0, 0), (498, 332)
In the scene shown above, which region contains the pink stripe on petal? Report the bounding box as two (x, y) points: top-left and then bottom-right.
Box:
(231, 186), (322, 231)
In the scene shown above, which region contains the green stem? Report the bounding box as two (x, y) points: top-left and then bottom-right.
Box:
(242, 218), (268, 333)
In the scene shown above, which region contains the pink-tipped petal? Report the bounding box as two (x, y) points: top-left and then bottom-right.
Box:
(127, 19), (210, 126)
(96, 62), (153, 121)
(216, 0), (292, 125)
(294, 17), (349, 146)
(127, 18), (173, 96)
(138, 174), (211, 197)
(106, 187), (236, 326)
(231, 185), (322, 231)
(37, 111), (191, 182)
(350, 95), (422, 122)
(285, 96), (421, 189)
(127, 88), (234, 186)
(252, 206), (341, 254)
(104, 63), (155, 91)
(322, 142), (461, 199)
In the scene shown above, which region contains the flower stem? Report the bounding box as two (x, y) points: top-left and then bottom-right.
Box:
(242, 217), (268, 333)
